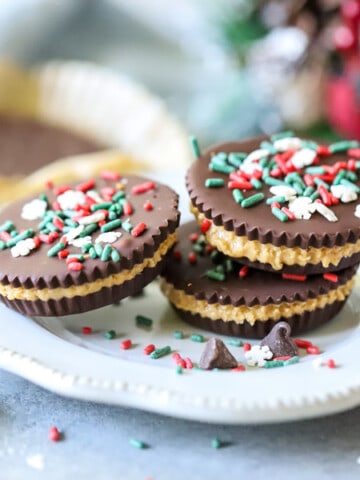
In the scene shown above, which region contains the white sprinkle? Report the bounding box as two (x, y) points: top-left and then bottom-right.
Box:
(86, 190), (103, 203)
(78, 212), (106, 225)
(330, 185), (358, 203)
(291, 148), (317, 169)
(354, 204), (360, 218)
(96, 232), (122, 244)
(26, 453), (45, 470)
(269, 185), (297, 201)
(11, 238), (36, 257)
(243, 149), (269, 164)
(288, 196), (314, 220)
(64, 225), (84, 242)
(313, 202), (338, 222)
(57, 190), (86, 210)
(245, 345), (273, 367)
(21, 199), (47, 220)
(69, 236), (92, 248)
(273, 137), (302, 152)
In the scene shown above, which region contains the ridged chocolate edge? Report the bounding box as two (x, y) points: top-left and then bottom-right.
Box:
(171, 299), (348, 339)
(0, 260), (165, 317)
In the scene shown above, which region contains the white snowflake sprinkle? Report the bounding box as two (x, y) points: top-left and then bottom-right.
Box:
(57, 190), (86, 210)
(330, 185), (358, 203)
(269, 185), (297, 201)
(21, 199), (47, 220)
(273, 137), (302, 152)
(96, 232), (122, 244)
(290, 148), (317, 169)
(69, 236), (92, 248)
(11, 238), (36, 257)
(64, 225), (84, 243)
(288, 196), (314, 220)
(245, 345), (273, 367)
(355, 204), (360, 218)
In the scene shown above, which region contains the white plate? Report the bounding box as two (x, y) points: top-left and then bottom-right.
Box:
(0, 173), (359, 424)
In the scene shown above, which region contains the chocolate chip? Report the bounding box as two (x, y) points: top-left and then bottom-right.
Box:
(199, 337), (238, 370)
(260, 321), (298, 357)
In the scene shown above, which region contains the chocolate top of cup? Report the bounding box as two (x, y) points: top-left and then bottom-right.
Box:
(186, 136), (360, 249)
(162, 222), (356, 307)
(0, 116), (102, 176)
(0, 175), (179, 289)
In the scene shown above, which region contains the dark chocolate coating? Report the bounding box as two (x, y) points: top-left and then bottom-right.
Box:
(186, 136), (360, 272)
(0, 116), (102, 177)
(0, 175), (180, 316)
(162, 222), (356, 338)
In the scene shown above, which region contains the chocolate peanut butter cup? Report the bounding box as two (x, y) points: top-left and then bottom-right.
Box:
(160, 222), (357, 338)
(186, 134), (360, 274)
(0, 174), (179, 316)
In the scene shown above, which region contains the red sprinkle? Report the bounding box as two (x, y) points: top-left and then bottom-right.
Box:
(282, 273), (307, 281)
(100, 170), (121, 181)
(52, 201), (61, 211)
(323, 272), (338, 283)
(82, 326), (92, 334)
(131, 181), (155, 195)
(173, 249), (182, 260)
(316, 145), (330, 156)
(231, 365), (246, 372)
(318, 185), (332, 206)
(66, 257), (80, 265)
(227, 180), (252, 190)
(131, 222), (147, 237)
(243, 343), (251, 352)
(177, 358), (186, 368)
(347, 148), (360, 158)
(281, 207), (295, 220)
(143, 201), (153, 211)
(53, 185), (71, 196)
(295, 338), (313, 349)
(120, 339), (132, 350)
(33, 237), (41, 249)
(303, 174), (315, 187)
(239, 266), (249, 278)
(184, 358), (193, 369)
(123, 202), (133, 216)
(172, 352), (181, 361)
(76, 179), (96, 192)
(271, 202), (281, 209)
(45, 179), (54, 189)
(49, 232), (60, 242)
(0, 231), (12, 242)
(68, 262), (83, 272)
(188, 252), (197, 264)
(48, 426), (60, 442)
(58, 249), (70, 259)
(273, 356), (291, 361)
(307, 345), (320, 355)
(200, 219), (211, 234)
(327, 358), (336, 369)
(53, 217), (65, 230)
(189, 233), (199, 243)
(144, 344), (156, 355)
(205, 245), (214, 254)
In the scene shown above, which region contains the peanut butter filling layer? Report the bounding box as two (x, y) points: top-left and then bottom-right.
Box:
(0, 233), (177, 302)
(192, 207), (360, 270)
(160, 277), (354, 326)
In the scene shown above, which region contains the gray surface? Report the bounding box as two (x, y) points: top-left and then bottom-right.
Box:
(0, 2), (359, 478)
(0, 369), (359, 480)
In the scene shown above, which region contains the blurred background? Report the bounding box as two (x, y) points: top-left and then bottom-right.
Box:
(0, 0), (359, 145)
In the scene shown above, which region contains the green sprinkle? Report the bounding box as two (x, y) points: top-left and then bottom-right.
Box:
(173, 330), (184, 339)
(6, 229), (35, 248)
(189, 135), (201, 159)
(191, 334), (204, 343)
(263, 177), (287, 187)
(271, 131), (294, 141)
(193, 243), (204, 254)
(109, 204), (121, 213)
(46, 222), (58, 232)
(211, 438), (222, 449)
(211, 152), (227, 164)
(205, 178), (225, 188)
(95, 244), (103, 257)
(10, 230), (18, 237)
(301, 140), (318, 150)
(104, 330), (116, 339)
(80, 223), (98, 237)
(284, 356), (300, 366)
(112, 191), (125, 202)
(176, 365), (183, 375)
(0, 220), (15, 232)
(271, 207), (288, 222)
(215, 264), (224, 273)
(232, 189), (244, 204)
(81, 243), (93, 253)
(135, 314), (153, 328)
(310, 191), (320, 201)
(292, 182), (304, 195)
(228, 152), (246, 168)
(250, 178), (262, 190)
(47, 241), (66, 257)
(67, 254), (84, 262)
(38, 193), (48, 202)
(260, 141), (277, 154)
(206, 269), (225, 281)
(89, 247), (98, 259)
(129, 438), (146, 449)
(150, 346), (171, 359)
(210, 250), (220, 262)
(91, 202), (112, 212)
(111, 249), (121, 262)
(65, 219), (78, 228)
(329, 140), (359, 153)
(108, 211), (117, 221)
(61, 209), (77, 218)
(266, 195), (286, 205)
(340, 178), (360, 193)
(227, 338), (243, 347)
(314, 178), (330, 190)
(303, 186), (315, 197)
(0, 240), (6, 250)
(264, 360), (284, 368)
(225, 259), (233, 273)
(305, 166), (326, 175)
(101, 244), (112, 261)
(101, 219), (122, 233)
(344, 170), (358, 182)
(209, 163), (235, 175)
(241, 193), (264, 208)
(122, 220), (133, 233)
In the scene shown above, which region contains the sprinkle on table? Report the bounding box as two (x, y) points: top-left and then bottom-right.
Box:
(190, 334), (204, 343)
(211, 438), (222, 449)
(135, 314), (153, 328)
(82, 326), (92, 335)
(129, 438), (147, 449)
(48, 426), (61, 442)
(150, 346), (171, 359)
(120, 339), (132, 350)
(104, 330), (116, 339)
(173, 330), (185, 339)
